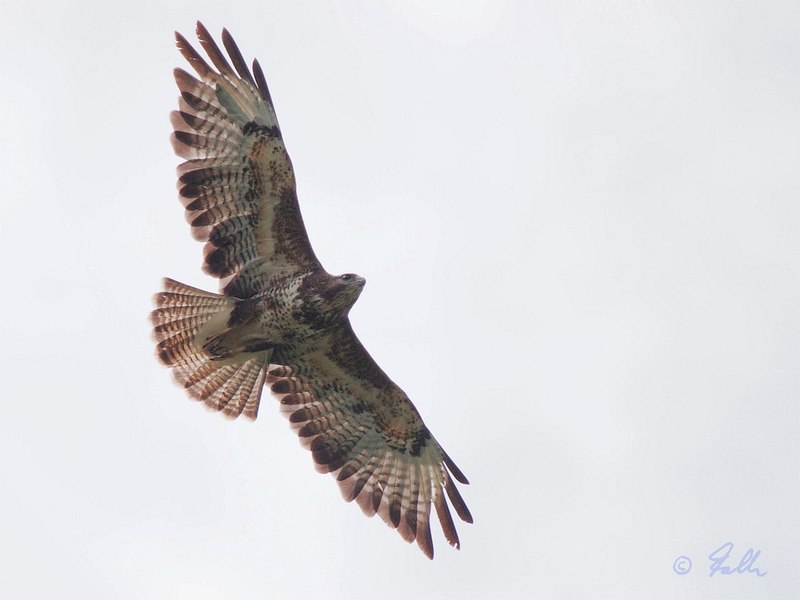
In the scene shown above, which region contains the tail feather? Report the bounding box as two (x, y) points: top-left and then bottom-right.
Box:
(151, 277), (269, 420)
(152, 278), (231, 367)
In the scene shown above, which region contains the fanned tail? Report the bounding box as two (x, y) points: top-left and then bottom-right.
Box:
(150, 277), (269, 419)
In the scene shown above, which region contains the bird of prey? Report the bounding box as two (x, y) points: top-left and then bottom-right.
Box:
(151, 22), (472, 559)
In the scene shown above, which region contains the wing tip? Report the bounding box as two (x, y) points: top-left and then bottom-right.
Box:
(444, 472), (473, 524)
(442, 449), (470, 485)
(195, 20), (211, 40)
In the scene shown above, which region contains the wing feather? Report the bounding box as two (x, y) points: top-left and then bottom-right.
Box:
(175, 31), (214, 78)
(433, 488), (460, 549)
(196, 22), (236, 78)
(222, 28), (258, 88)
(251, 59), (275, 109)
(416, 468), (435, 558)
(267, 321), (471, 558)
(171, 23), (320, 297)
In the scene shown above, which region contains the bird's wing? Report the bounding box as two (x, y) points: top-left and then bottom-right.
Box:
(268, 321), (472, 558)
(171, 22), (320, 297)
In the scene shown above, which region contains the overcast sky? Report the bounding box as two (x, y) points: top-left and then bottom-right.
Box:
(1, 1), (798, 598)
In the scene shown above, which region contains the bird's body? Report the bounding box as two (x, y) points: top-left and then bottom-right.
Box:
(193, 269), (365, 360)
(151, 22), (471, 558)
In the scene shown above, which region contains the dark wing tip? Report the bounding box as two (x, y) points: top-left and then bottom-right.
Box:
(251, 58), (274, 105)
(221, 27), (257, 87)
(417, 521), (434, 559)
(174, 30), (192, 53)
(433, 493), (461, 550)
(194, 21), (234, 77)
(443, 449), (470, 485)
(445, 473), (473, 524)
(175, 30), (212, 78)
(195, 20), (210, 39)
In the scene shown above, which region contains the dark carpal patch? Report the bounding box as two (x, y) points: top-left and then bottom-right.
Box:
(409, 427), (432, 457)
(242, 121), (281, 138)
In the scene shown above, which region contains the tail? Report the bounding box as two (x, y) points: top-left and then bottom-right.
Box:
(150, 278), (269, 420)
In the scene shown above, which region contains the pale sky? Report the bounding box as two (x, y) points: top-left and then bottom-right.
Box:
(1, 1), (798, 598)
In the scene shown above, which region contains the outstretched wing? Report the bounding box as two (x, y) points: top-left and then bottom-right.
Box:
(171, 22), (320, 297)
(267, 321), (472, 558)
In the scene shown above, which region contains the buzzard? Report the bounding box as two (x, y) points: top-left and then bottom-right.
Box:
(151, 22), (472, 558)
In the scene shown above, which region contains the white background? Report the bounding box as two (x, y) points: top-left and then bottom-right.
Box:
(1, 1), (798, 598)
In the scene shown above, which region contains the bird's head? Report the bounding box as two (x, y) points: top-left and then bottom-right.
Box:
(297, 270), (366, 329)
(328, 272), (366, 312)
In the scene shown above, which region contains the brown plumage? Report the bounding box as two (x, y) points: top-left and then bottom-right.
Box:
(151, 22), (472, 558)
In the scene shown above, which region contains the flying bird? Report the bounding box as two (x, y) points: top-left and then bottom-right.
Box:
(151, 22), (472, 559)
